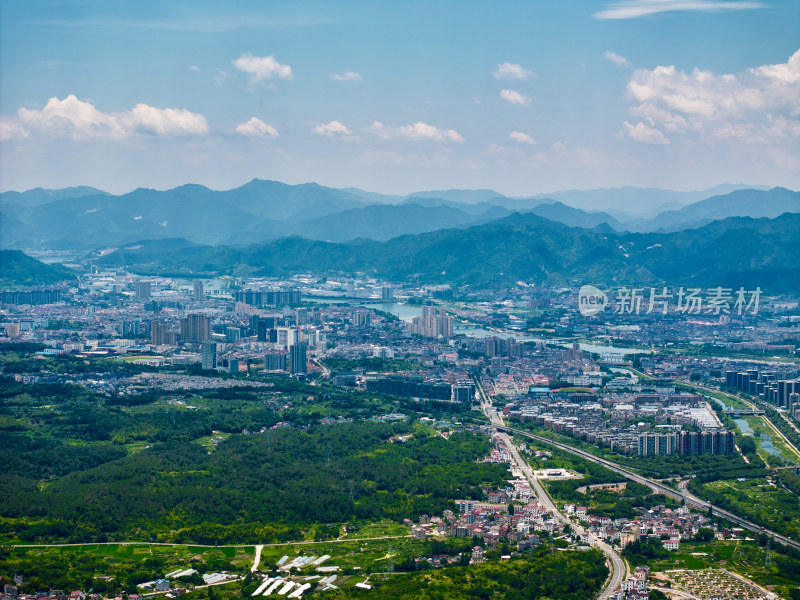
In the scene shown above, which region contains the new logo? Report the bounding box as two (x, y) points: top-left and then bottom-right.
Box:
(578, 285), (608, 316)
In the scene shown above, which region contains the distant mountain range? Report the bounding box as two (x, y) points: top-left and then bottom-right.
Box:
(534, 183), (771, 218)
(89, 212), (800, 292)
(625, 187), (800, 232)
(0, 186), (110, 208)
(2, 179), (796, 250)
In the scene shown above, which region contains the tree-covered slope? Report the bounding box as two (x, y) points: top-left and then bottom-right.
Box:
(91, 212), (800, 292)
(0, 250), (76, 288)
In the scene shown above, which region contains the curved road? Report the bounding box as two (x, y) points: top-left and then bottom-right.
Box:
(500, 426), (800, 553)
(474, 377), (628, 599)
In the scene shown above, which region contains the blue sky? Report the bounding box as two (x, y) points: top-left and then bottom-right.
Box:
(1, 0), (799, 195)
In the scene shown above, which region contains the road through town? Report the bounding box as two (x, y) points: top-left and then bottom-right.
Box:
(475, 377), (628, 599)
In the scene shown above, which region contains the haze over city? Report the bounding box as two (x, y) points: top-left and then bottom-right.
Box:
(2, 0), (800, 196)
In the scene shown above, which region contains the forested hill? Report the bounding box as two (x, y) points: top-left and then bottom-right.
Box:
(0, 250), (76, 288)
(91, 212), (800, 292)
(0, 375), (507, 545)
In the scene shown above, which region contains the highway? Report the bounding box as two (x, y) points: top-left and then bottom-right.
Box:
(499, 426), (800, 553)
(474, 377), (628, 599)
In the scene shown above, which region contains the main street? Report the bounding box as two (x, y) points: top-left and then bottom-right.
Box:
(474, 377), (628, 599)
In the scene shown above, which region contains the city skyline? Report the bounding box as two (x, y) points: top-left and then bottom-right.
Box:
(1, 0), (799, 197)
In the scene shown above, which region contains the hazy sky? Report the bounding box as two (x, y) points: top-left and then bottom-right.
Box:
(1, 0), (799, 195)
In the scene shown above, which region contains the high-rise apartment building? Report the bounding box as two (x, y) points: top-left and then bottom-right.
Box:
(289, 342), (308, 374)
(135, 281), (152, 301)
(181, 313), (212, 342)
(193, 281), (204, 301)
(150, 320), (178, 345)
(201, 341), (217, 370)
(264, 352), (288, 371)
(276, 327), (297, 348)
(234, 289), (301, 307)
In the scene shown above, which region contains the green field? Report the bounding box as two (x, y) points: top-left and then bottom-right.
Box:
(737, 416), (800, 464)
(1, 529), (433, 593)
(702, 477), (800, 540)
(647, 540), (800, 599)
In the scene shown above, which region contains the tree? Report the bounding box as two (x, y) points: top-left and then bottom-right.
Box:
(738, 436), (757, 454)
(694, 528), (714, 542)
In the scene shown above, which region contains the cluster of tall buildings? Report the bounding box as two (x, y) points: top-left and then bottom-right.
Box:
(485, 336), (523, 358)
(180, 313), (212, 342)
(352, 310), (371, 328)
(409, 306), (454, 339)
(0, 290), (62, 305)
(150, 313), (212, 345)
(725, 369), (800, 411)
(637, 430), (736, 456)
(150, 321), (179, 345)
(200, 341), (307, 375)
(234, 289), (302, 307)
(263, 343), (307, 374)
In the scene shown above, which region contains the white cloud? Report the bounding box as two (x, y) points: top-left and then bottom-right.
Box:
(604, 50), (631, 68)
(509, 131), (537, 145)
(751, 48), (800, 84)
(189, 65), (201, 72)
(233, 53), (292, 82)
(121, 104), (210, 135)
(492, 62), (534, 80)
(0, 118), (29, 140)
(18, 95), (125, 138)
(314, 120), (352, 137)
(399, 121), (465, 143)
(622, 121), (670, 144)
(624, 48), (800, 144)
(500, 89), (530, 106)
(368, 120), (392, 139)
(595, 0), (765, 20)
(235, 117), (279, 138)
(369, 120), (465, 143)
(629, 102), (691, 131)
(12, 94), (209, 139)
(329, 70), (362, 82)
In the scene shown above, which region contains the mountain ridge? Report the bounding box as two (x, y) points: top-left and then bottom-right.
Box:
(2, 180), (795, 250)
(88, 211), (800, 293)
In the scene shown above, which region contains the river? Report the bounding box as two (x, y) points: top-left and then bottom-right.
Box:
(306, 299), (648, 357)
(734, 418), (780, 457)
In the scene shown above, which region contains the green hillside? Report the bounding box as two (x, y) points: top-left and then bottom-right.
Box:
(92, 212), (800, 292)
(0, 250), (76, 288)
